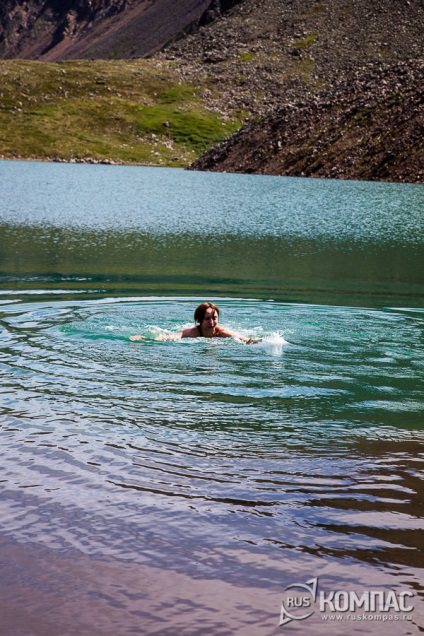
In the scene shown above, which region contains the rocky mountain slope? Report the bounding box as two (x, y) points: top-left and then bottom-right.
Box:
(161, 0), (424, 116)
(190, 61), (424, 183)
(0, 0), (241, 61)
(169, 0), (424, 182)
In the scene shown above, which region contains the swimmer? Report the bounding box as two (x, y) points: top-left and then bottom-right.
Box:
(130, 302), (260, 343)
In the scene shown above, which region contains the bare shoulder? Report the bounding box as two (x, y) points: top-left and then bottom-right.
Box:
(181, 326), (200, 338)
(215, 326), (235, 338)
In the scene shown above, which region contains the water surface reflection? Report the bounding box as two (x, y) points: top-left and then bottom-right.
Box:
(0, 161), (423, 634)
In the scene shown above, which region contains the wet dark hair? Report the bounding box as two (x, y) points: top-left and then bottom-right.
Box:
(194, 302), (220, 324)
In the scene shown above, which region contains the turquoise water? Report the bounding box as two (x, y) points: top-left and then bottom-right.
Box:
(0, 160), (423, 635)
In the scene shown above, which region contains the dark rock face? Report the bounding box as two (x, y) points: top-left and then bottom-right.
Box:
(189, 61), (424, 183)
(0, 0), (126, 58)
(0, 0), (229, 60)
(200, 0), (243, 25)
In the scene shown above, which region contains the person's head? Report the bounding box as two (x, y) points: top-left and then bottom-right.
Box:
(194, 302), (220, 327)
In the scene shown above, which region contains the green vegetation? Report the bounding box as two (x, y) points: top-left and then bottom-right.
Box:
(0, 59), (242, 166)
(238, 51), (256, 63)
(293, 33), (318, 49)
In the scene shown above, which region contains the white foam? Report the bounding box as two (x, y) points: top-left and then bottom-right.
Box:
(259, 332), (289, 355)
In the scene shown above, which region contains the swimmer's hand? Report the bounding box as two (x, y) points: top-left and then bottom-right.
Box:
(130, 335), (146, 341)
(245, 337), (261, 344)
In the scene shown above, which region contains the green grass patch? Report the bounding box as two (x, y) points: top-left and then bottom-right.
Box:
(0, 59), (243, 165)
(156, 84), (199, 104)
(293, 33), (318, 49)
(238, 51), (256, 63)
(133, 105), (236, 152)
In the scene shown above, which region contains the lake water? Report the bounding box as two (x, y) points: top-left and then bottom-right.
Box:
(0, 160), (423, 635)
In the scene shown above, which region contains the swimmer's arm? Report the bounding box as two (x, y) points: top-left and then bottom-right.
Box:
(130, 333), (182, 341)
(130, 329), (191, 341)
(158, 327), (197, 341)
(216, 326), (260, 344)
(130, 327), (260, 343)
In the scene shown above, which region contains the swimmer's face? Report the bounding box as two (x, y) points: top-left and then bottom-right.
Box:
(202, 307), (219, 331)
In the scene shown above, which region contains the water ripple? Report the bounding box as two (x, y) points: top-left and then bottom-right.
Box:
(0, 295), (423, 635)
